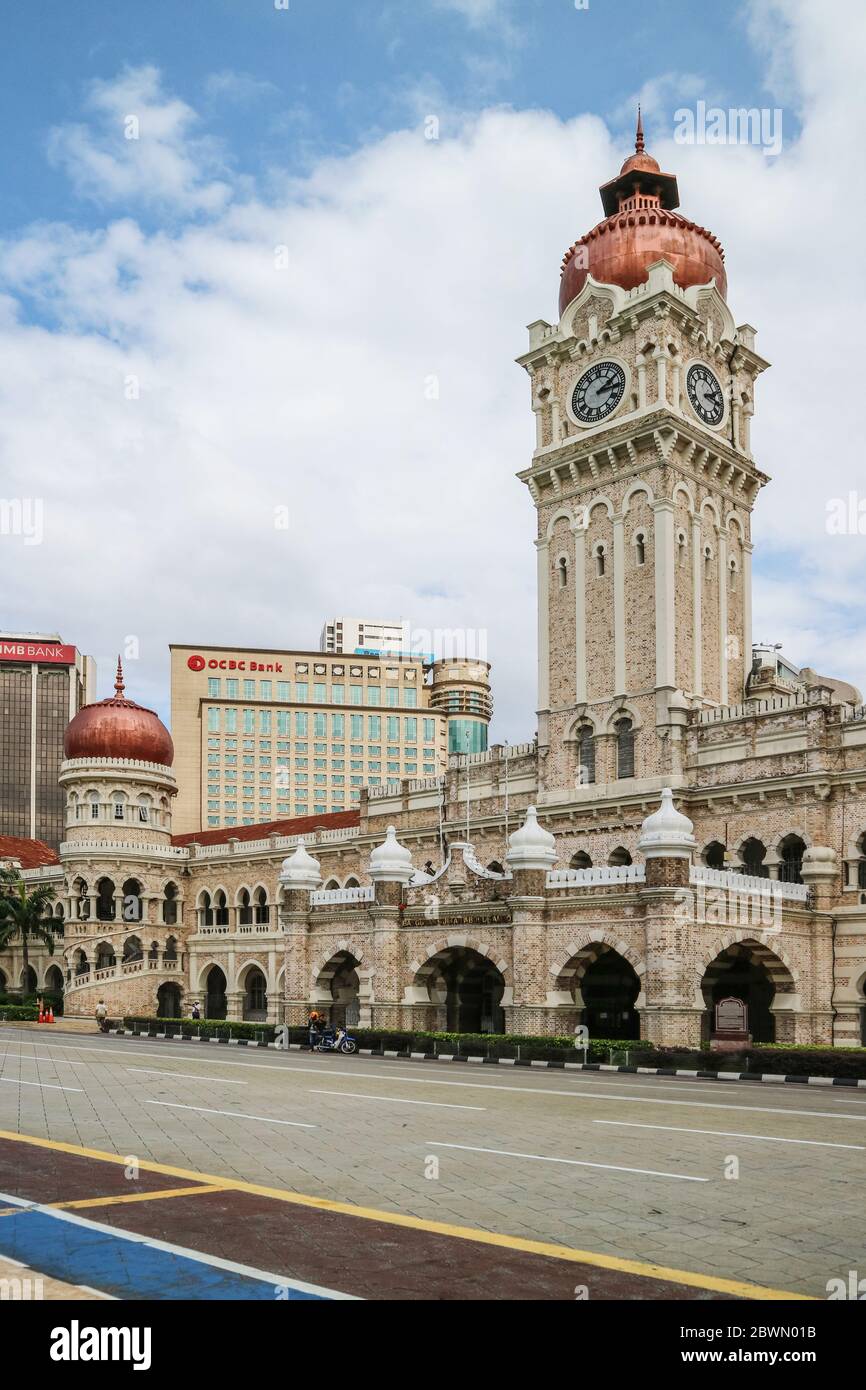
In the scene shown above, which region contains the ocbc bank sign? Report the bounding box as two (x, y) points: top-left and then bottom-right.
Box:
(187, 654), (284, 673)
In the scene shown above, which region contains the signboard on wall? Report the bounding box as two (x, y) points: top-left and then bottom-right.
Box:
(0, 641), (76, 665)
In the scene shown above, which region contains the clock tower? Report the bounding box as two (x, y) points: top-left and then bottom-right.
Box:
(517, 114), (770, 801)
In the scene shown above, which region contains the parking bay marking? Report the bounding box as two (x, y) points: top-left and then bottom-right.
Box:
(309, 1088), (485, 1111)
(424, 1140), (709, 1182)
(593, 1119), (866, 1151)
(143, 1100), (316, 1128)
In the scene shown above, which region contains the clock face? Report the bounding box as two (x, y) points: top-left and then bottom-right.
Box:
(686, 363), (725, 426)
(571, 361), (626, 424)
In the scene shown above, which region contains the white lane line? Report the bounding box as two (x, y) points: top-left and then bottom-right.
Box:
(593, 1119), (866, 1151)
(309, 1088), (484, 1111)
(128, 1068), (247, 1085)
(143, 1099), (315, 1128)
(425, 1140), (708, 1182)
(0, 1077), (83, 1093)
(3, 1040), (863, 1122)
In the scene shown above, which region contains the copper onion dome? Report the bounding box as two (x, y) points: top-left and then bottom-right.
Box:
(559, 109), (726, 315)
(63, 658), (174, 767)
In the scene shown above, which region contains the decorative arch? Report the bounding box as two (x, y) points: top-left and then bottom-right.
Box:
(694, 933), (798, 1005)
(549, 931), (647, 988)
(699, 496), (722, 529)
(621, 480), (655, 514)
(545, 506), (579, 540)
(672, 479), (696, 514)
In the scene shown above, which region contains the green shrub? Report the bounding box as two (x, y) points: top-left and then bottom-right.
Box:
(0, 1004), (40, 1021)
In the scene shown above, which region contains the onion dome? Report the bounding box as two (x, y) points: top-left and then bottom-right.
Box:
(506, 805), (557, 871)
(63, 658), (174, 766)
(559, 109), (726, 315)
(369, 825), (414, 883)
(637, 788), (696, 860)
(279, 839), (323, 890)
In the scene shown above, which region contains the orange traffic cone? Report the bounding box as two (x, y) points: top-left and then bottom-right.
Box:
(47, 1007), (54, 1024)
(37, 1006), (44, 1024)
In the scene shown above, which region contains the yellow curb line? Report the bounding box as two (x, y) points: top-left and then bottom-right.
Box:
(0, 1127), (814, 1300)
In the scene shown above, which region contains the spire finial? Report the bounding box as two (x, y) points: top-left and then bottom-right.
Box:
(114, 656), (125, 697)
(635, 105), (644, 154)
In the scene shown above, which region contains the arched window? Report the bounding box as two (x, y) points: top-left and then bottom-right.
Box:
(615, 717), (635, 779)
(254, 888), (269, 924)
(779, 834), (806, 885)
(214, 891), (229, 927)
(112, 793), (126, 822)
(704, 841), (726, 870)
(728, 558), (738, 592)
(95, 878), (116, 922)
(608, 846), (633, 867)
(88, 792), (100, 821)
(486, 861), (505, 876)
(557, 555), (569, 588)
(740, 838), (768, 878)
(164, 936), (178, 962)
(162, 883), (178, 926)
(123, 935), (143, 962)
(344, 876), (360, 889)
(238, 888), (252, 926)
(634, 531), (646, 566)
(576, 724), (595, 785)
(121, 878), (142, 924)
(857, 834), (866, 890)
(570, 851), (592, 870)
(703, 545), (713, 581)
(676, 530), (688, 567)
(594, 544), (606, 578)
(198, 891), (214, 928)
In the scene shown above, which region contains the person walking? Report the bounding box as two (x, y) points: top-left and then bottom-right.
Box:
(191, 1001), (201, 1021)
(94, 1000), (108, 1033)
(308, 1010), (324, 1051)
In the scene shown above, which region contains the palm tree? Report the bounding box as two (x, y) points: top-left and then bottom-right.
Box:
(0, 874), (60, 997)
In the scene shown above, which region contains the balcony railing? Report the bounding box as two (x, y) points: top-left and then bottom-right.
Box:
(546, 864), (646, 889)
(310, 886), (375, 906)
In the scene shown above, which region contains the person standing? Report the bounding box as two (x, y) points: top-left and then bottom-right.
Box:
(191, 1001), (201, 1021)
(94, 1000), (108, 1033)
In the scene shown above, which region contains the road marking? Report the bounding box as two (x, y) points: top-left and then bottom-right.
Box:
(0, 1077), (83, 1093)
(128, 1068), (247, 1085)
(0, 1189), (355, 1300)
(0, 1128), (810, 1299)
(424, 1139), (709, 1182)
(49, 1184), (232, 1211)
(593, 1120), (866, 1151)
(309, 1088), (485, 1111)
(0, 1038), (860, 1122)
(143, 1100), (316, 1128)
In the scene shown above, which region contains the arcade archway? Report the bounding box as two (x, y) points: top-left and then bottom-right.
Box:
(417, 947), (505, 1034)
(701, 940), (794, 1043)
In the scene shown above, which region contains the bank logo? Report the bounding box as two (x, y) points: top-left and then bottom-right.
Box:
(187, 654), (206, 671)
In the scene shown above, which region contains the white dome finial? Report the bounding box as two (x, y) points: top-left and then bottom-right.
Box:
(506, 805), (557, 871)
(278, 839), (322, 890)
(637, 789), (695, 859)
(369, 825), (414, 884)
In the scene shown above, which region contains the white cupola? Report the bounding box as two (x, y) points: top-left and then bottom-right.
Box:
(637, 788), (696, 859)
(505, 805), (557, 871)
(369, 825), (414, 884)
(278, 839), (323, 891)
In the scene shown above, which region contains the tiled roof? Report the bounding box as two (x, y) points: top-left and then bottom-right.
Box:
(172, 808), (360, 848)
(0, 837), (60, 869)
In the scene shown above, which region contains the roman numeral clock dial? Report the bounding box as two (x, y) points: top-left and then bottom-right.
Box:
(686, 363), (725, 426)
(571, 361), (626, 424)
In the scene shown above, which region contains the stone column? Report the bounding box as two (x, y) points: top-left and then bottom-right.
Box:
(536, 538), (550, 748)
(572, 516), (587, 704)
(278, 841), (322, 1026)
(369, 826), (415, 1030)
(801, 847), (839, 1047)
(505, 807), (558, 1036)
(636, 790), (702, 1048)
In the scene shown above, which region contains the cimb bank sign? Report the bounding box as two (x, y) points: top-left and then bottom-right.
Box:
(50, 1320), (151, 1371)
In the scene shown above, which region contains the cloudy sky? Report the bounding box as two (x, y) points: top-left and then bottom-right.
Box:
(0, 0), (864, 738)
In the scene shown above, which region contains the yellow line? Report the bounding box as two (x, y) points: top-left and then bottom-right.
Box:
(49, 1184), (230, 1211)
(0, 1127), (813, 1300)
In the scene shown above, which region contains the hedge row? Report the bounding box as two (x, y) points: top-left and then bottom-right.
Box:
(0, 1005), (40, 1021)
(113, 1016), (866, 1076)
(119, 1017), (646, 1061)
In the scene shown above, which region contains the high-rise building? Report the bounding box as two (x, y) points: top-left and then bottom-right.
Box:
(0, 633), (96, 848)
(169, 642), (452, 833)
(320, 616), (406, 656)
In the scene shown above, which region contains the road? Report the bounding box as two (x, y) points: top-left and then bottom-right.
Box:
(0, 1026), (862, 1300)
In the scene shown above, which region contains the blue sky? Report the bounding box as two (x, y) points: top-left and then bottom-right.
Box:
(0, 0), (862, 737)
(0, 0), (774, 235)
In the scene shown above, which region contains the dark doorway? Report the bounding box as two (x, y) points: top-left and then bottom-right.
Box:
(438, 948), (505, 1034)
(242, 967), (267, 1021)
(204, 966), (227, 1020)
(705, 946), (776, 1042)
(580, 949), (640, 1039)
(157, 983), (182, 1019)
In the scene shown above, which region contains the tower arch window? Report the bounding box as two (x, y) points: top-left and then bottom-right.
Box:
(633, 531), (646, 566)
(614, 717), (635, 779)
(728, 557), (738, 591)
(569, 851), (592, 870)
(608, 846), (633, 867)
(676, 530), (688, 566)
(576, 724), (595, 785)
(703, 545), (714, 581)
(557, 554), (569, 588)
(703, 841), (726, 870)
(740, 838), (768, 878)
(593, 543), (606, 578)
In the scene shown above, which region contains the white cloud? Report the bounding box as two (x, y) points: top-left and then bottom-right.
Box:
(1, 0), (865, 736)
(47, 65), (230, 213)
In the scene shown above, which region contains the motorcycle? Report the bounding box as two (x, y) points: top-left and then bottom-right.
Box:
(314, 1025), (357, 1055)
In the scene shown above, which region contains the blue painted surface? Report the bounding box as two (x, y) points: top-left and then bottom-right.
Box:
(0, 1207), (331, 1301)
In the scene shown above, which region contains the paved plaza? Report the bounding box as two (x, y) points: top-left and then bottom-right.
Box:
(0, 1025), (862, 1299)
